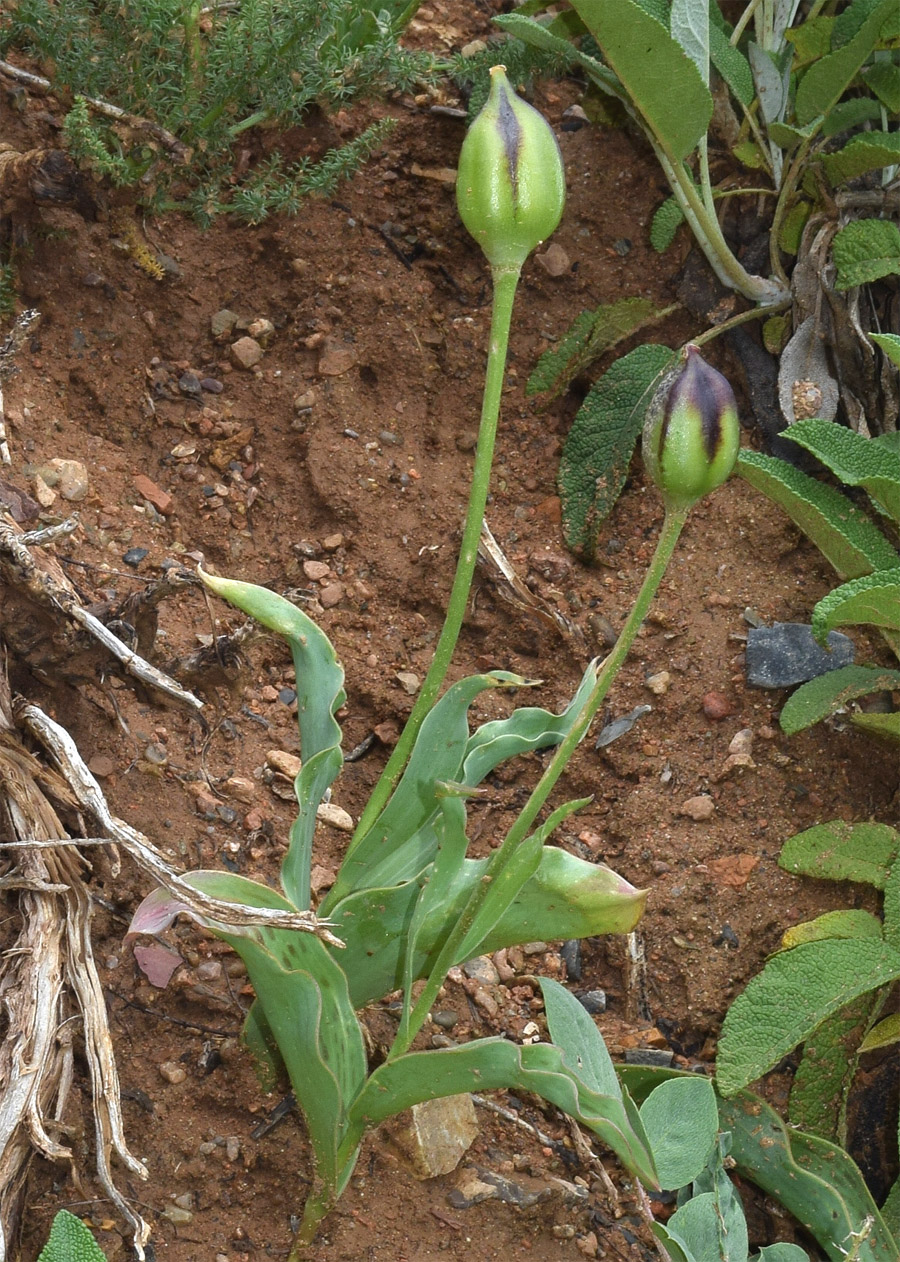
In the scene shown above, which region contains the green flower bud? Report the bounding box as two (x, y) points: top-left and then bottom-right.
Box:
(456, 65), (565, 271)
(642, 345), (740, 511)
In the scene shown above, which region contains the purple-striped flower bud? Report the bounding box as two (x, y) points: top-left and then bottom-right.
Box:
(642, 345), (740, 511)
(456, 65), (565, 271)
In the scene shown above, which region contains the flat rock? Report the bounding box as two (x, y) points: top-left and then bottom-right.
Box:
(133, 473), (174, 515)
(387, 1094), (479, 1179)
(746, 622), (855, 688)
(211, 308), (239, 339)
(318, 340), (356, 376)
(47, 457), (89, 501)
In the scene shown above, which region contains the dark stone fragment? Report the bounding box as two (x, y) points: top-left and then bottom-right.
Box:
(746, 621), (855, 688)
(713, 923), (739, 949)
(122, 547), (149, 567)
(278, 687), (297, 705)
(575, 989), (607, 1015)
(561, 939), (582, 982)
(178, 372), (202, 397)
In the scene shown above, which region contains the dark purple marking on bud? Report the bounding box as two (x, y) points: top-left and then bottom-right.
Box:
(495, 79), (522, 207)
(659, 346), (722, 461)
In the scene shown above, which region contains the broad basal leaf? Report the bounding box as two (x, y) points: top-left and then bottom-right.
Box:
(781, 909), (884, 949)
(639, 1076), (718, 1190)
(794, 0), (897, 127)
(716, 937), (900, 1095)
(822, 131), (900, 186)
(736, 450), (899, 580)
(526, 297), (664, 399)
(559, 343), (675, 557)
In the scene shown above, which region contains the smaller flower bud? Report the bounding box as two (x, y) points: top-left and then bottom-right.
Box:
(456, 65), (565, 271)
(642, 345), (740, 511)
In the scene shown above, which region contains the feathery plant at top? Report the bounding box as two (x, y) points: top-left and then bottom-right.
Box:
(0, 0), (437, 222)
(121, 68), (747, 1257)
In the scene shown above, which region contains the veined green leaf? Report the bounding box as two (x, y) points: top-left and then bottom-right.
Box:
(709, 22), (753, 107)
(716, 937), (900, 1095)
(864, 58), (900, 112)
(559, 344), (675, 557)
(650, 195), (685, 251)
(789, 995), (878, 1141)
(820, 95), (884, 137)
(780, 909), (884, 948)
(832, 218), (900, 290)
(38, 1212), (108, 1262)
(569, 0), (713, 161)
(778, 819), (899, 890)
(883, 856), (900, 952)
(526, 297), (665, 399)
(348, 1037), (658, 1188)
(670, 0), (709, 84)
(794, 0), (897, 127)
(199, 572), (345, 909)
(736, 450), (899, 580)
(492, 11), (619, 94)
(780, 664), (900, 735)
(784, 15), (834, 65)
(822, 131), (900, 186)
(811, 567), (900, 643)
(858, 1012), (900, 1053)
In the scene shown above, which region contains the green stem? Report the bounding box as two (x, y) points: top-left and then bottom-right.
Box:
(389, 505), (690, 1059)
(348, 265), (521, 849)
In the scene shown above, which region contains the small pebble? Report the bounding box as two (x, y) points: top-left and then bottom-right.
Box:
(433, 1010), (458, 1030)
(681, 795), (715, 821)
(645, 670), (671, 696)
(162, 1206), (193, 1226)
(226, 1136), (241, 1162)
(200, 377), (224, 393)
(623, 1048), (675, 1068)
(178, 371), (202, 398)
(395, 670), (420, 695)
(159, 1061), (187, 1084)
(702, 691), (733, 720)
(463, 955), (500, 986)
(123, 547), (149, 567)
(561, 939), (582, 982)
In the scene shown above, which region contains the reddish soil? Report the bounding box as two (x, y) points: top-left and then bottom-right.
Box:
(2, 10), (898, 1262)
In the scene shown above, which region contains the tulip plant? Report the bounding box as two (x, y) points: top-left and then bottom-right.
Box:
(129, 68), (740, 1255)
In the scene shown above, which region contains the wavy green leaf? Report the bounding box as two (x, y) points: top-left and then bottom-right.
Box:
(784, 418), (900, 524)
(559, 343), (675, 557)
(650, 195), (685, 251)
(716, 938), (900, 1095)
(812, 567), (900, 643)
(199, 572), (345, 909)
(569, 0), (713, 162)
(822, 131), (900, 185)
(820, 94), (884, 137)
(789, 995), (878, 1141)
(779, 664), (900, 735)
(850, 710), (900, 743)
(863, 58), (900, 111)
(38, 1212), (108, 1262)
(348, 1037), (658, 1188)
(778, 819), (900, 889)
(737, 450), (899, 580)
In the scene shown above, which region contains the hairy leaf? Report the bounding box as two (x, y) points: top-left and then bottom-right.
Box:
(811, 567), (900, 644)
(850, 710), (900, 743)
(883, 857), (900, 952)
(709, 22), (753, 107)
(822, 131), (900, 185)
(569, 0), (713, 161)
(559, 344), (675, 557)
(650, 195), (685, 252)
(716, 938), (900, 1095)
(820, 95), (884, 137)
(348, 1037), (658, 1187)
(639, 1077), (718, 1190)
(778, 819), (899, 889)
(200, 572), (345, 909)
(664, 1189), (748, 1262)
(526, 297), (664, 398)
(785, 417), (900, 523)
(863, 59), (900, 111)
(871, 332), (900, 370)
(789, 996), (878, 1141)
(670, 0), (709, 84)
(736, 451), (899, 580)
(832, 218), (900, 290)
(779, 664), (900, 735)
(794, 0), (897, 127)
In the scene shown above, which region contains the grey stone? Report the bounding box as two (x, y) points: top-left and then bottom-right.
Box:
(575, 989), (607, 1015)
(624, 1048), (675, 1068)
(386, 1094), (478, 1179)
(746, 622), (855, 688)
(462, 955), (500, 986)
